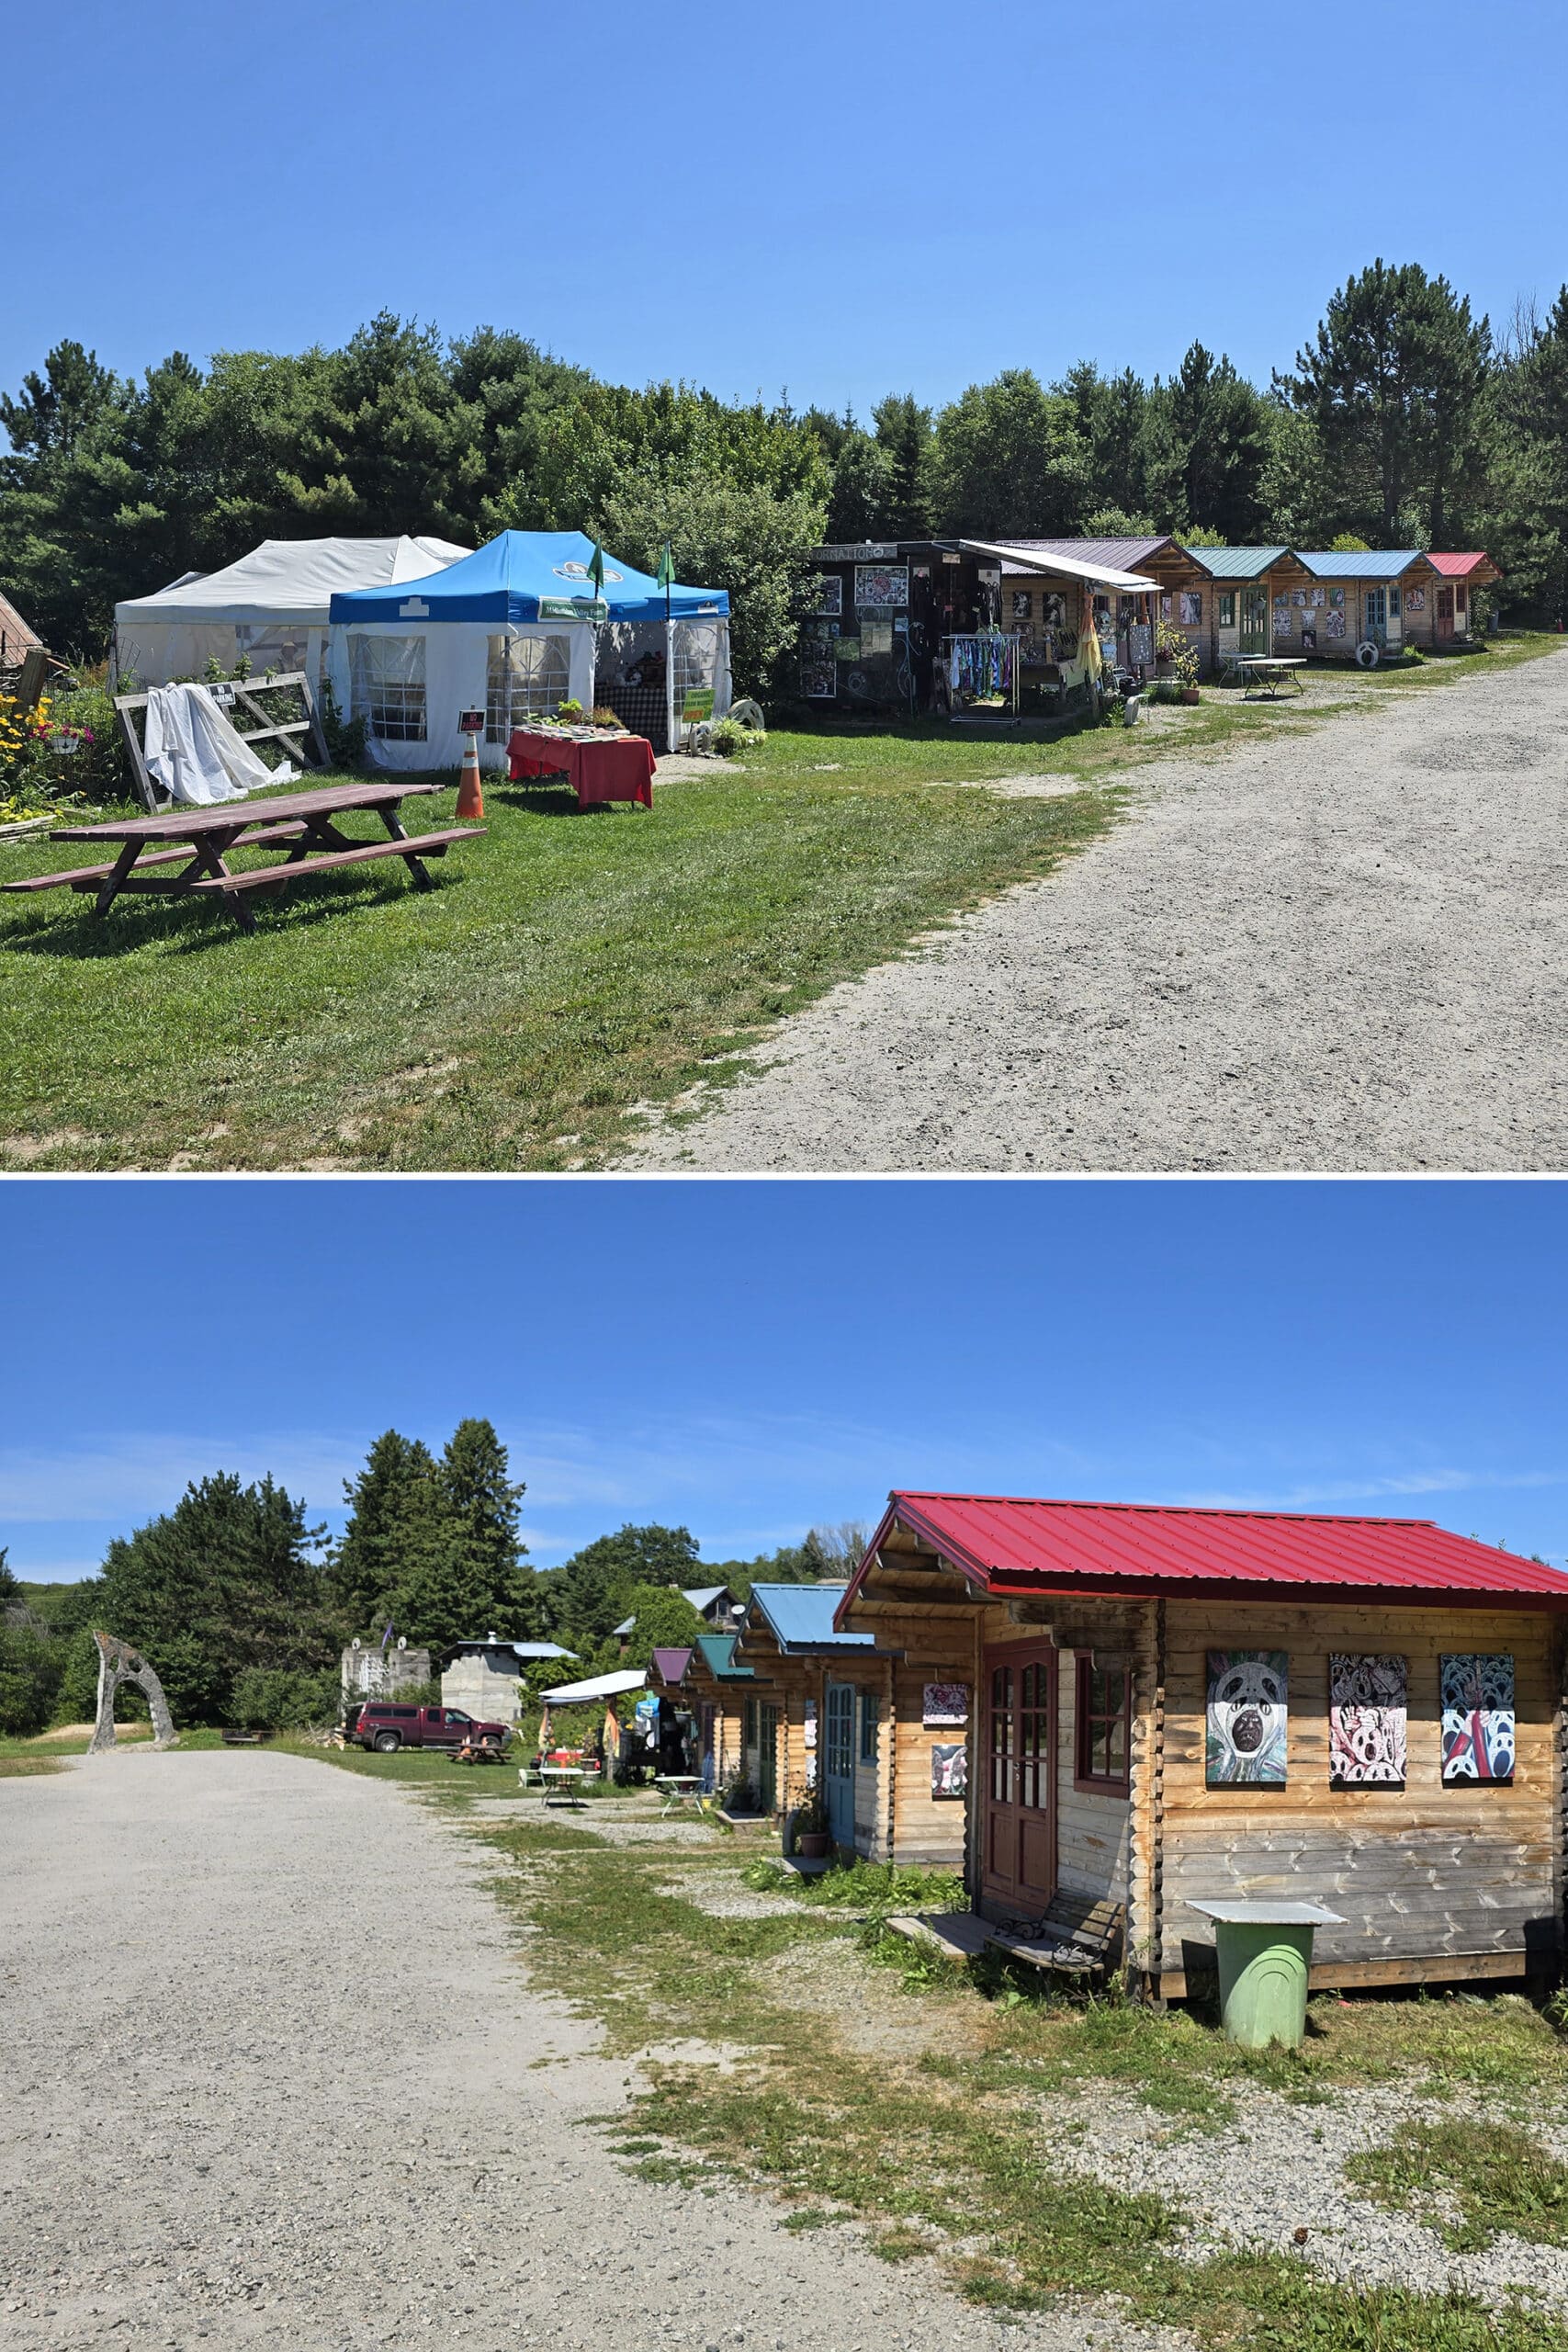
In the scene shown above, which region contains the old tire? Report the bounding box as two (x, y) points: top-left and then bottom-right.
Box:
(1355, 639), (1381, 669)
(374, 1731), (400, 1753)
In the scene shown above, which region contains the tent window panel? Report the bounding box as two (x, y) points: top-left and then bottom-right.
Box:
(487, 635), (570, 740)
(350, 635), (426, 741)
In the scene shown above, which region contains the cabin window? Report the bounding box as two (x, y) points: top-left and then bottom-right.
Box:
(1389, 584), (1402, 618)
(743, 1698), (758, 1749)
(1218, 591), (1236, 628)
(859, 1691), (880, 1764)
(1457, 582), (1468, 612)
(1075, 1658), (1130, 1792)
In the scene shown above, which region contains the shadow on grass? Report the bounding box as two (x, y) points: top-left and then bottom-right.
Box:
(0, 859), (470, 959)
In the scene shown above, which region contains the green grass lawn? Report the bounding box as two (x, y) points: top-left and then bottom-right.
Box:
(0, 634), (1556, 1172)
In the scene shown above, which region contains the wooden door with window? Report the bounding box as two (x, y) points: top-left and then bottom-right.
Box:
(1436, 584), (1455, 642)
(982, 1645), (1057, 1914)
(823, 1681), (856, 1847)
(1240, 584), (1268, 656)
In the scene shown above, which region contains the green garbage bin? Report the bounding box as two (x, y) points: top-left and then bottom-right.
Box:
(1189, 1900), (1346, 2050)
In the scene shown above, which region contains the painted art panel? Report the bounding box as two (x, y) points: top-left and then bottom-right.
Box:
(1206, 1650), (1288, 1785)
(1179, 591), (1203, 627)
(931, 1742), (967, 1799)
(801, 656), (836, 699)
(1440, 1653), (1516, 1782)
(854, 562), (909, 611)
(923, 1682), (969, 1726)
(1328, 1653), (1407, 1785)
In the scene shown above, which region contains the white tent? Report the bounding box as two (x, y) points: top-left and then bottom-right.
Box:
(113, 536), (471, 691)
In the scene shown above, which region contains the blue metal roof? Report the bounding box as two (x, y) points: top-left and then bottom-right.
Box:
(1183, 547), (1292, 580)
(330, 530), (728, 625)
(748, 1582), (876, 1653)
(1294, 550), (1429, 581)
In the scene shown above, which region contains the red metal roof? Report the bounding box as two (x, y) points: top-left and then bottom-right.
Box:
(840, 1492), (1568, 1615)
(1427, 552), (1495, 578)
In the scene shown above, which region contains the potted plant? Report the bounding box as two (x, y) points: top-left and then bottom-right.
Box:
(793, 1783), (830, 1860)
(1156, 619), (1201, 703)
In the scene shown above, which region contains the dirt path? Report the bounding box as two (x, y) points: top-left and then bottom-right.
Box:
(0, 1753), (1135, 2352)
(624, 650), (1568, 1171)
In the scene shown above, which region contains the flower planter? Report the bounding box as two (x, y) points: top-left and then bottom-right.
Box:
(1179, 686), (1201, 705)
(796, 1830), (830, 1860)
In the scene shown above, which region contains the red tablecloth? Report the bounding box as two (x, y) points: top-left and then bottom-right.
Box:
(506, 728), (655, 808)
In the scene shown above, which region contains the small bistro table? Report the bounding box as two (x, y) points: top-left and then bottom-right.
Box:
(536, 1764), (588, 1808)
(2, 780), (484, 934)
(506, 726), (656, 809)
(654, 1773), (704, 1816)
(1223, 654), (1304, 699)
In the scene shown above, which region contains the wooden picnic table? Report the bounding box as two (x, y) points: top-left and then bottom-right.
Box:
(1, 779), (485, 934)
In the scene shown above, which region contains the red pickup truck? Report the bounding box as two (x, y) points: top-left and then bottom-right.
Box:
(346, 1702), (511, 1757)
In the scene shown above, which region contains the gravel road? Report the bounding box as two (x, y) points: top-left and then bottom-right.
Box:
(625, 649), (1568, 1171)
(0, 1753), (1168, 2352)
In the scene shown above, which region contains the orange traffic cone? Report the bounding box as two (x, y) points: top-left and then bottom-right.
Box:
(457, 729), (484, 820)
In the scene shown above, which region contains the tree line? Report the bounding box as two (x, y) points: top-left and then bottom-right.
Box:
(5, 260), (1567, 692)
(0, 1420), (862, 1735)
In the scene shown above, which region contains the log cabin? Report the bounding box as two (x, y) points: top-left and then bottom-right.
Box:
(734, 1583), (967, 1867)
(652, 1634), (757, 1798)
(1403, 552), (1502, 649)
(1182, 547), (1314, 674)
(836, 1493), (1568, 2000)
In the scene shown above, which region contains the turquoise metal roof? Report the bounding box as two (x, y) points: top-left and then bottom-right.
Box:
(1294, 550), (1428, 580)
(748, 1582), (875, 1654)
(1184, 547), (1292, 580)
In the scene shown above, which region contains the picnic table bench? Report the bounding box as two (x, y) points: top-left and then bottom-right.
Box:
(2, 779), (484, 933)
(1222, 654), (1303, 698)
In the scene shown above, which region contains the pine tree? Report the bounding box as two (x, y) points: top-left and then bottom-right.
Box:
(872, 394), (934, 537)
(96, 1473), (330, 1724)
(434, 1418), (530, 1645)
(329, 1430), (440, 1634)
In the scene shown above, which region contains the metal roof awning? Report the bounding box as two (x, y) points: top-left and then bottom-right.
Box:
(539, 1667), (649, 1703)
(959, 539), (1160, 594)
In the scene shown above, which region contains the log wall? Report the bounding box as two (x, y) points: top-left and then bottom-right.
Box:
(1157, 1596), (1566, 1992)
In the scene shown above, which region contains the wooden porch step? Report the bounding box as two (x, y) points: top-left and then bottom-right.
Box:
(986, 1894), (1125, 1978)
(186, 827), (484, 892)
(885, 1911), (993, 1963)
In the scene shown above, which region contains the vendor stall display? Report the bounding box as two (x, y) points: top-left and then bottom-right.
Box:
(330, 532), (729, 770)
(506, 722), (656, 809)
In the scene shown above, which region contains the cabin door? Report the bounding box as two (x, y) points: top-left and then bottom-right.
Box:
(1436, 584), (1456, 642)
(823, 1681), (856, 1847)
(982, 1645), (1057, 1915)
(1240, 584), (1268, 656)
(757, 1703), (779, 1814)
(1364, 587), (1388, 646)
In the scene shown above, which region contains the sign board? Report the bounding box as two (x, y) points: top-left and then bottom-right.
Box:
(680, 687), (715, 722)
(537, 595), (608, 621)
(813, 542), (899, 563)
(458, 708), (485, 735)
(209, 683), (236, 707)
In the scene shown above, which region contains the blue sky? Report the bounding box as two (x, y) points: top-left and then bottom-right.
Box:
(4, 1179), (1565, 1583)
(5, 1), (1565, 427)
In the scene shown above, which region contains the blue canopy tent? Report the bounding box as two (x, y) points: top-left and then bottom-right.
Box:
(328, 530), (731, 771)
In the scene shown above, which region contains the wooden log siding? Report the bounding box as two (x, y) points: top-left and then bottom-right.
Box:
(1156, 1597), (1566, 1992)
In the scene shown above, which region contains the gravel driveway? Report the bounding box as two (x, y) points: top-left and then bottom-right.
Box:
(625, 650), (1568, 1171)
(0, 1753), (1162, 2352)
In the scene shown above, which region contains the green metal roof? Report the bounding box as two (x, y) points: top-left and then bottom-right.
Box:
(1183, 547), (1292, 580)
(694, 1633), (753, 1680)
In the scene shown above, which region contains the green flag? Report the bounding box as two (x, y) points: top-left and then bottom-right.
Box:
(655, 542), (675, 590)
(587, 542), (606, 595)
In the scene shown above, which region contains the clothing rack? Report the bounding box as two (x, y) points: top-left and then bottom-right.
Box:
(942, 631), (1021, 717)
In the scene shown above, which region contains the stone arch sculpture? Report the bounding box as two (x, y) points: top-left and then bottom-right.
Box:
(90, 1632), (179, 1752)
